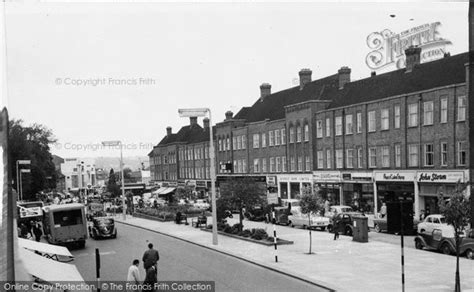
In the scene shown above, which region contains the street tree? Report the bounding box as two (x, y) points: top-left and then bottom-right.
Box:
(299, 186), (325, 254)
(107, 168), (121, 197)
(8, 119), (57, 199)
(219, 177), (266, 231)
(437, 183), (471, 292)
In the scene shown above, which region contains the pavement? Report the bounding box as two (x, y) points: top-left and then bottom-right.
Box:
(114, 214), (474, 292)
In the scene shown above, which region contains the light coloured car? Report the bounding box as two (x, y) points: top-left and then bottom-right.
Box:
(194, 199), (210, 209)
(288, 207), (330, 230)
(417, 214), (455, 238)
(325, 205), (354, 220)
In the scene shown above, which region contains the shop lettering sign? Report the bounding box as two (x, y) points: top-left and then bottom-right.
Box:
(279, 175), (312, 182)
(266, 176), (277, 186)
(375, 171), (415, 181)
(313, 172), (341, 182)
(417, 171), (464, 183)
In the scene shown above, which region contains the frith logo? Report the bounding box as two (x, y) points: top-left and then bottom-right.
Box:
(419, 173), (447, 182)
(383, 173), (405, 180)
(366, 22), (452, 72)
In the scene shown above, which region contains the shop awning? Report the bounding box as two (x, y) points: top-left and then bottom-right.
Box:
(159, 187), (176, 195)
(19, 248), (84, 282)
(18, 238), (74, 262)
(152, 187), (167, 195)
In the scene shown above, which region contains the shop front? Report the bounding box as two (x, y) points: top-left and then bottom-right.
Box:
(266, 176), (279, 204)
(374, 171), (417, 218)
(313, 171), (342, 205)
(416, 170), (467, 218)
(341, 172), (374, 214)
(277, 174), (312, 201)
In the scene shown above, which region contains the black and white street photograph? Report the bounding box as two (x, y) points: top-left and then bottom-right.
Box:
(0, 0), (473, 291)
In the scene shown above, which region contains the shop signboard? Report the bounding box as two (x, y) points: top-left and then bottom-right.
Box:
(341, 172), (373, 183)
(167, 181), (178, 187)
(417, 171), (464, 183)
(374, 171), (415, 182)
(196, 180), (207, 188)
(267, 192), (279, 205)
(278, 174), (312, 182)
(266, 176), (277, 187)
(313, 171), (341, 182)
(186, 180), (196, 187)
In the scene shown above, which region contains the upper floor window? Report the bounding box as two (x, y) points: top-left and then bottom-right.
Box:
(335, 116), (343, 136)
(253, 134), (260, 148)
(275, 129), (281, 146)
(269, 157), (275, 173)
(290, 157), (295, 172)
(276, 157), (281, 172)
(394, 105), (401, 129)
(408, 103), (418, 127)
(381, 146), (390, 167)
(356, 112), (362, 133)
(325, 118), (331, 137)
(236, 136), (241, 150)
(368, 111), (376, 132)
(261, 133), (266, 148)
(326, 149), (332, 169)
(423, 101), (434, 126)
(289, 127), (295, 143)
(441, 142), (448, 166)
(345, 114), (353, 135)
(262, 158), (267, 173)
(335, 150), (343, 169)
(232, 137), (237, 150)
(305, 156), (311, 171)
(440, 97), (448, 124)
(457, 96), (466, 121)
(408, 144), (419, 167)
(381, 109), (389, 130)
(218, 139), (222, 151)
(458, 141), (467, 165)
(281, 128), (286, 145)
(241, 135), (246, 149)
(316, 120), (323, 138)
(304, 124), (309, 141)
(369, 147), (377, 168)
(357, 147), (363, 168)
(317, 151), (324, 169)
(253, 158), (260, 173)
(282, 156), (287, 172)
(346, 149), (354, 168)
(296, 125), (302, 142)
(297, 156), (303, 172)
(269, 131), (274, 146)
(424, 144), (434, 166)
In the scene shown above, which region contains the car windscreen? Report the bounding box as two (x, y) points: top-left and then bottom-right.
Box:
(95, 218), (114, 225)
(53, 209), (83, 227)
(341, 207), (353, 212)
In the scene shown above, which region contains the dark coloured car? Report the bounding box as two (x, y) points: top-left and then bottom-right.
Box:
(88, 217), (117, 239)
(415, 228), (474, 259)
(330, 212), (365, 236)
(245, 206), (266, 221)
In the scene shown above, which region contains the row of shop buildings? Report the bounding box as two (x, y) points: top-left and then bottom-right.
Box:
(149, 47), (472, 220)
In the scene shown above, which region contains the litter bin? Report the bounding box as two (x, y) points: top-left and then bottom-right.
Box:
(352, 216), (368, 243)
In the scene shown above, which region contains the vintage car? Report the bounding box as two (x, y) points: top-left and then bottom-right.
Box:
(288, 208), (330, 231)
(324, 205), (354, 220)
(415, 228), (474, 259)
(372, 216), (419, 233)
(417, 214), (455, 238)
(329, 212), (365, 236)
(88, 217), (117, 239)
(244, 205), (267, 221)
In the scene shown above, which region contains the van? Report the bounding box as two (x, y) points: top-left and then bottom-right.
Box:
(42, 203), (88, 248)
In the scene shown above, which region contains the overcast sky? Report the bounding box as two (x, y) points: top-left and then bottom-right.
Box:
(5, 1), (468, 159)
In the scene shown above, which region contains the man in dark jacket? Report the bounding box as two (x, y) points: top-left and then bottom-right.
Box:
(142, 243), (159, 274)
(32, 222), (43, 242)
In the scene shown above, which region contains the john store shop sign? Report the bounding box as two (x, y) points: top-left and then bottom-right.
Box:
(417, 171), (464, 183)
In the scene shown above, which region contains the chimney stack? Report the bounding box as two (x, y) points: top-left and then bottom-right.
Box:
(166, 126), (172, 136)
(225, 111), (233, 120)
(203, 118), (210, 130)
(405, 46), (421, 73)
(298, 69), (312, 90)
(338, 66), (351, 89)
(259, 83), (271, 101)
(189, 116), (198, 127)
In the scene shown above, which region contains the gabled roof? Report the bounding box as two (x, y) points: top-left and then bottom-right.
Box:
(155, 125), (215, 147)
(326, 52), (468, 109)
(233, 74), (339, 122)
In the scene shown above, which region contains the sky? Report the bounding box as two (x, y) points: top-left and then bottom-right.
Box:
(4, 1), (469, 159)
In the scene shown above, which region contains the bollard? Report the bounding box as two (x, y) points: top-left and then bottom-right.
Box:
(272, 211), (278, 263)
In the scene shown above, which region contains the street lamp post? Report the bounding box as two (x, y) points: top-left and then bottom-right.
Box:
(16, 160), (31, 201)
(179, 108), (218, 245)
(102, 140), (126, 220)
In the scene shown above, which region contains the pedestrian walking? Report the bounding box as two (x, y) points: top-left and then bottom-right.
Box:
(333, 229), (339, 240)
(127, 259), (141, 292)
(142, 243), (160, 275)
(32, 222), (43, 242)
(380, 203), (387, 218)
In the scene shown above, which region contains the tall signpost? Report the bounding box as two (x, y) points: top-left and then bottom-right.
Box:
(179, 108), (218, 245)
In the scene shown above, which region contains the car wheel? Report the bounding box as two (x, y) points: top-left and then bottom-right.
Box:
(441, 243), (452, 255)
(465, 249), (473, 260)
(415, 239), (423, 250)
(345, 226), (353, 236)
(374, 224), (381, 233)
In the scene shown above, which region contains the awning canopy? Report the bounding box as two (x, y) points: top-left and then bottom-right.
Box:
(159, 187), (176, 195)
(19, 248), (84, 282)
(152, 187), (167, 195)
(18, 238), (74, 262)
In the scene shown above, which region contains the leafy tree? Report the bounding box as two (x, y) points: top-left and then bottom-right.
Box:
(219, 177), (266, 231)
(8, 119), (57, 200)
(437, 183), (471, 292)
(107, 168), (121, 197)
(299, 186), (325, 254)
(123, 167), (133, 182)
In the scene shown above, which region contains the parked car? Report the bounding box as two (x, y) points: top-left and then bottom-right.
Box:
(325, 205), (354, 220)
(194, 199), (210, 210)
(372, 216), (419, 233)
(244, 205), (266, 221)
(329, 212), (365, 235)
(88, 217), (117, 239)
(417, 214), (455, 238)
(288, 207), (330, 230)
(415, 228), (474, 259)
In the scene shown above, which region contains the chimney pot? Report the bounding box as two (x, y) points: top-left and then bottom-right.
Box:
(405, 46), (422, 72)
(225, 111), (233, 120)
(166, 126), (172, 136)
(203, 118), (210, 129)
(259, 83), (271, 101)
(338, 66), (351, 89)
(298, 68), (312, 90)
(189, 116), (198, 127)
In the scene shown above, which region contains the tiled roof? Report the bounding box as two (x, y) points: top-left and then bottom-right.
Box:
(233, 74), (339, 122)
(155, 125), (215, 147)
(326, 52), (468, 109)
